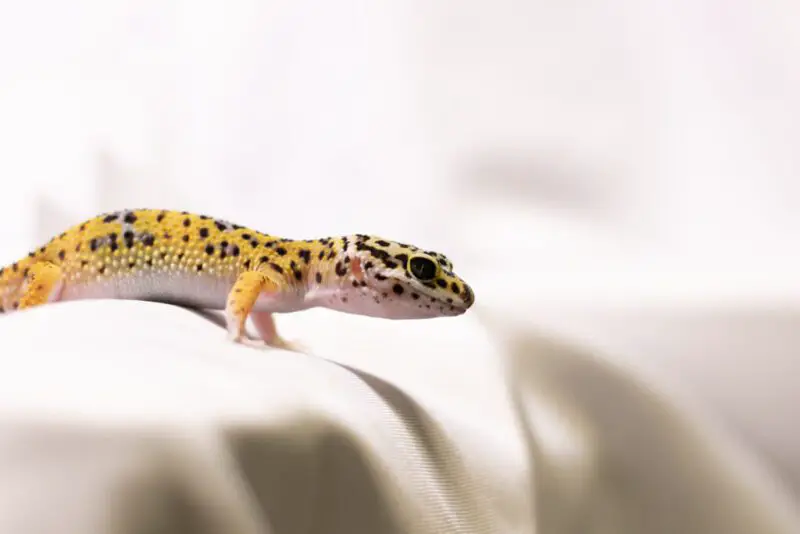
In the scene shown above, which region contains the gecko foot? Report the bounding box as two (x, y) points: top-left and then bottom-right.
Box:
(226, 331), (267, 349)
(226, 330), (306, 352)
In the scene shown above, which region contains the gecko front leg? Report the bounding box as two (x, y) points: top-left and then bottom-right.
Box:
(225, 270), (272, 348)
(224, 270), (303, 351)
(250, 311), (307, 353)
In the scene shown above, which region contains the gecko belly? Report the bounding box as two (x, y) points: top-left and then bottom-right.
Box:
(59, 272), (236, 310)
(58, 271), (309, 313)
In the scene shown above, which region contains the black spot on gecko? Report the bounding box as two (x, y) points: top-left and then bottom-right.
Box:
(99, 265), (106, 274)
(182, 235), (189, 243)
(145, 260), (152, 267)
(293, 268), (302, 281)
(335, 262), (347, 277)
(196, 264), (203, 272)
(315, 272), (322, 283)
(298, 249), (311, 264)
(156, 211), (167, 222)
(220, 240), (228, 249)
(392, 284), (404, 295)
(364, 261), (374, 270)
(250, 240), (259, 248)
(22, 267), (29, 278)
(241, 233), (251, 240)
(103, 214), (118, 223)
(436, 279), (447, 288)
(327, 250), (336, 260)
(411, 292), (419, 300)
(318, 250), (325, 260)
(124, 231), (135, 248)
(275, 246), (287, 256)
(214, 221), (227, 232)
(199, 228), (209, 239)
(89, 239), (99, 252)
(352, 280), (359, 288)
(394, 253), (408, 265)
(58, 250), (65, 260)
(231, 245), (240, 256)
(376, 240), (390, 247)
(259, 255), (269, 264)
(243, 259), (250, 269)
(183, 218), (191, 227)
(270, 263), (284, 274)
(375, 273), (387, 281)
(79, 224), (86, 232)
(124, 212), (137, 224)
(205, 245), (214, 255)
(450, 282), (460, 294)
(11, 263), (18, 272)
(110, 241), (118, 252)
(141, 234), (155, 247)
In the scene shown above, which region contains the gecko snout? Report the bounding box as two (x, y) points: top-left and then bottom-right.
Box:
(461, 283), (475, 308)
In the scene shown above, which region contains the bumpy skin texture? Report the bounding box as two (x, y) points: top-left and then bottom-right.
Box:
(0, 209), (475, 350)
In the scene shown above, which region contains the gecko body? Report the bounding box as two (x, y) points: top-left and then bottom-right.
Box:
(0, 209), (474, 350)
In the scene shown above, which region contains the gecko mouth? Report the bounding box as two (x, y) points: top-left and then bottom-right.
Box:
(423, 294), (469, 316)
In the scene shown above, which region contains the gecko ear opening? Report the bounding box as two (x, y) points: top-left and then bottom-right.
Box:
(351, 256), (364, 282)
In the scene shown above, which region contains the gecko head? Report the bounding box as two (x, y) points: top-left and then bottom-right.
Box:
(343, 236), (475, 320)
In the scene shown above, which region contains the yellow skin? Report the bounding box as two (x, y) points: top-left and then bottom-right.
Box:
(0, 209), (475, 351)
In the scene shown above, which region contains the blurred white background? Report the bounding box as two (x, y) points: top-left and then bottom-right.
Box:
(2, 0), (800, 303)
(1, 0), (799, 517)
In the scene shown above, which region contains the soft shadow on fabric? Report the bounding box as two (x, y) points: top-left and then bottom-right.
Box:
(502, 328), (799, 534)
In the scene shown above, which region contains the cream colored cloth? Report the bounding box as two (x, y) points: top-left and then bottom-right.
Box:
(0, 300), (797, 533)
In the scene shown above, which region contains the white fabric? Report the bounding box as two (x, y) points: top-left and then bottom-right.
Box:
(0, 300), (797, 533)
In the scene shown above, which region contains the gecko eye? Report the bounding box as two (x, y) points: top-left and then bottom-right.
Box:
(408, 256), (438, 281)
